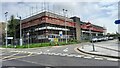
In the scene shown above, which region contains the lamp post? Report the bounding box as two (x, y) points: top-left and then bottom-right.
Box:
(17, 16), (22, 46)
(63, 9), (68, 44)
(5, 12), (8, 48)
(27, 32), (30, 48)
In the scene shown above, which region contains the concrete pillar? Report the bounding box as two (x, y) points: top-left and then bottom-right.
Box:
(70, 17), (81, 42)
(96, 33), (98, 36)
(75, 23), (81, 42)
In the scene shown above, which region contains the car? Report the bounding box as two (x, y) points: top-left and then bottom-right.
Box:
(108, 37), (114, 40)
(97, 37), (102, 42)
(90, 38), (98, 42)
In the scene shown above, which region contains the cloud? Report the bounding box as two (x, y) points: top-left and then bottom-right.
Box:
(1, 0), (119, 2)
(1, 2), (118, 33)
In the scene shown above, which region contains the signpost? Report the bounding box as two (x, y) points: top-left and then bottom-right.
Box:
(86, 22), (95, 51)
(59, 31), (63, 38)
(6, 37), (13, 39)
(115, 20), (120, 42)
(59, 31), (63, 42)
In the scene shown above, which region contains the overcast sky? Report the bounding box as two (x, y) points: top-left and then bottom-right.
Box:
(0, 0), (119, 33)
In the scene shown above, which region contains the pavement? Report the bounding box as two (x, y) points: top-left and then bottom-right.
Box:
(77, 40), (120, 60)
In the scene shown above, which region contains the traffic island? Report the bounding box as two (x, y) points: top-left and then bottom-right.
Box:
(77, 45), (120, 59)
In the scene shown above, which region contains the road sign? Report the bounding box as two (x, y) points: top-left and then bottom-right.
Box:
(60, 34), (62, 36)
(59, 31), (63, 37)
(5, 37), (13, 39)
(115, 20), (120, 24)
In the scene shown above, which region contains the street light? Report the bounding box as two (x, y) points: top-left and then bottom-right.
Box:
(17, 16), (22, 46)
(63, 9), (68, 44)
(27, 32), (30, 48)
(5, 12), (8, 48)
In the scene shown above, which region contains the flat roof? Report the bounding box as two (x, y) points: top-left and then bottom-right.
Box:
(22, 11), (73, 23)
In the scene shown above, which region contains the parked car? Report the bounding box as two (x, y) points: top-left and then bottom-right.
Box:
(108, 37), (114, 40)
(90, 38), (98, 42)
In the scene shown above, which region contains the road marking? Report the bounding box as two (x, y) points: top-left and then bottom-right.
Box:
(63, 53), (69, 56)
(28, 53), (33, 56)
(57, 53), (62, 55)
(75, 55), (82, 58)
(94, 57), (103, 60)
(60, 53), (67, 56)
(37, 52), (42, 54)
(2, 52), (19, 60)
(107, 58), (119, 61)
(67, 54), (76, 57)
(83, 56), (92, 59)
(3, 53), (34, 61)
(47, 50), (50, 52)
(63, 48), (69, 52)
(63, 49), (68, 52)
(48, 53), (53, 55)
(42, 52), (48, 55)
(16, 59), (52, 66)
(52, 53), (60, 55)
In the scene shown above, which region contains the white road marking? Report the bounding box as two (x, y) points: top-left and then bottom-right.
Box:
(57, 53), (62, 55)
(94, 57), (104, 60)
(63, 49), (68, 52)
(107, 58), (119, 61)
(47, 50), (50, 52)
(83, 56), (92, 59)
(90, 55), (95, 57)
(60, 53), (67, 56)
(63, 48), (69, 52)
(42, 52), (48, 55)
(75, 55), (82, 58)
(37, 52), (42, 54)
(53, 53), (59, 56)
(67, 54), (76, 57)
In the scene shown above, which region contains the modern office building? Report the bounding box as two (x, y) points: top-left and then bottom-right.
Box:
(21, 11), (106, 43)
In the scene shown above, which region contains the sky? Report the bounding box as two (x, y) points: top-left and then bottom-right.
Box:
(0, 0), (119, 33)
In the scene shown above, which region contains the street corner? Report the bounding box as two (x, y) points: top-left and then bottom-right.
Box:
(76, 46), (120, 61)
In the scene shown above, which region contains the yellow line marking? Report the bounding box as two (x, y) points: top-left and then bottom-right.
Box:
(3, 52), (34, 61)
(2, 52), (20, 60)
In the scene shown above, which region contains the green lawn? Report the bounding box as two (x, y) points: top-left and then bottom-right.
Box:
(2, 41), (80, 48)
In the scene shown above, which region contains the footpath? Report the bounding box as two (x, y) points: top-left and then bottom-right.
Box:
(77, 42), (120, 59)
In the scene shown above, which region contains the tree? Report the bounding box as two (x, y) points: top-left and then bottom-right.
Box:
(8, 15), (20, 45)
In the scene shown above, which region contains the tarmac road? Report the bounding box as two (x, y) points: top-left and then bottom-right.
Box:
(1, 40), (119, 68)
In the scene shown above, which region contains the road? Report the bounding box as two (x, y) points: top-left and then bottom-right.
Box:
(1, 40), (119, 68)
